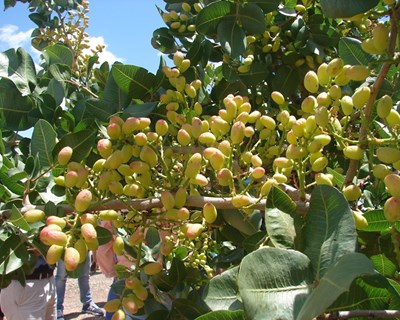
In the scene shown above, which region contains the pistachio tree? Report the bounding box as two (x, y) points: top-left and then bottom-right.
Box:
(1, 0), (400, 319)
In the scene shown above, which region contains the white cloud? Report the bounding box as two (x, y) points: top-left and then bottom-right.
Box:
(85, 36), (124, 65)
(0, 24), (33, 50)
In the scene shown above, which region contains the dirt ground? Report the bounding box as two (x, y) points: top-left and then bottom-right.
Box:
(63, 269), (113, 320)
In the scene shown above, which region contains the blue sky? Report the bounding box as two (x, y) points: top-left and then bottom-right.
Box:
(0, 0), (167, 73)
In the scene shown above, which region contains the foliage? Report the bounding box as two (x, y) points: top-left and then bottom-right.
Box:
(1, 0), (400, 319)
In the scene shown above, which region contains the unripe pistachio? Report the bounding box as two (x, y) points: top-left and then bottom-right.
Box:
(352, 210), (368, 229)
(64, 247), (80, 272)
(271, 91), (285, 105)
(384, 197), (400, 222)
(218, 140), (232, 156)
(107, 123), (122, 140)
(80, 213), (97, 225)
(311, 156), (328, 172)
(377, 95), (393, 119)
(340, 96), (354, 115)
(384, 174), (400, 200)
(343, 145), (363, 160)
(111, 309), (126, 320)
(376, 147), (400, 164)
(372, 23), (389, 52)
(209, 150), (226, 170)
(104, 299), (121, 313)
(122, 117), (140, 135)
(260, 178), (278, 197)
(217, 168), (233, 186)
(334, 65), (351, 86)
(317, 63), (330, 86)
(181, 223), (204, 240)
(301, 96), (318, 114)
(231, 195), (251, 208)
(179, 59), (191, 73)
(286, 144), (306, 160)
(113, 236), (124, 256)
(75, 189), (92, 212)
(122, 297), (138, 315)
(251, 154), (263, 167)
(143, 262), (162, 275)
(173, 51), (184, 67)
(315, 173), (333, 186)
(274, 157), (293, 169)
(46, 244), (64, 265)
(352, 87), (370, 109)
(386, 109), (400, 127)
(64, 170), (79, 188)
(317, 92), (332, 107)
(198, 132), (216, 145)
(81, 223), (97, 242)
(372, 164), (391, 179)
(185, 153), (202, 179)
(99, 210), (118, 221)
(190, 173), (208, 186)
(161, 190), (175, 210)
(74, 239), (88, 263)
(24, 209), (45, 223)
(273, 173), (288, 184)
(54, 176), (65, 186)
(46, 216), (66, 229)
(326, 58), (344, 77)
(160, 240), (174, 256)
(346, 65), (370, 82)
(203, 202), (218, 224)
(86, 238), (99, 251)
(177, 128), (191, 146)
(343, 184), (362, 201)
(315, 106), (329, 128)
(307, 140), (323, 154)
(231, 121), (245, 145)
(304, 70), (319, 93)
(329, 85), (342, 100)
(260, 115), (276, 130)
(58, 146), (73, 166)
(137, 118), (151, 130)
(175, 187), (188, 208)
(139, 146), (158, 167)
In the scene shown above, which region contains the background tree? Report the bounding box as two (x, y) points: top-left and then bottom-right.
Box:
(1, 0), (400, 319)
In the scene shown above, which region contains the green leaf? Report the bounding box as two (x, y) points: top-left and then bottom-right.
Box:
(242, 231), (267, 253)
(203, 266), (242, 311)
(111, 64), (157, 99)
(123, 102), (158, 118)
(297, 253), (376, 320)
(326, 167), (345, 189)
(42, 44), (74, 67)
(0, 47), (37, 95)
(151, 27), (176, 54)
(362, 209), (393, 232)
(0, 78), (35, 131)
(195, 310), (246, 320)
(49, 64), (72, 81)
(104, 72), (131, 112)
(171, 298), (209, 319)
(238, 247), (313, 320)
(265, 208), (295, 249)
(266, 185), (297, 214)
(0, 233), (29, 275)
(9, 206), (31, 232)
(221, 209), (259, 236)
(271, 65), (300, 97)
(370, 254), (397, 277)
(320, 0), (379, 18)
(31, 119), (57, 168)
(55, 130), (96, 163)
(46, 78), (65, 106)
(339, 37), (375, 66)
(238, 62), (269, 87)
(95, 226), (112, 246)
(196, 1), (233, 36)
(85, 98), (116, 122)
(0, 170), (25, 196)
(248, 0), (280, 13)
(169, 258), (186, 286)
(304, 185), (357, 280)
(217, 19), (246, 59)
(238, 3), (266, 34)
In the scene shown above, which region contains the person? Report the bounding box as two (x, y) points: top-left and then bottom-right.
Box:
(0, 254), (57, 320)
(55, 252), (104, 320)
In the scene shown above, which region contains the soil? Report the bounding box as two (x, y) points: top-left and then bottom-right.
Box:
(63, 269), (113, 320)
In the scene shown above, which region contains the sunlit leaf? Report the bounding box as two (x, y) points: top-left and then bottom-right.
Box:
(320, 0), (379, 18)
(31, 119), (57, 168)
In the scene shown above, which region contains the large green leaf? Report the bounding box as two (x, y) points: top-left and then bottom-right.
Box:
(320, 0), (379, 18)
(266, 185), (297, 214)
(339, 37), (375, 66)
(42, 43), (74, 67)
(123, 102), (158, 118)
(221, 209), (259, 236)
(370, 254), (397, 277)
(304, 185), (357, 280)
(362, 209), (394, 232)
(0, 233), (29, 275)
(31, 119), (57, 168)
(203, 266), (242, 311)
(0, 47), (37, 95)
(151, 27), (176, 54)
(248, 0), (280, 13)
(238, 62), (269, 87)
(265, 208), (295, 249)
(111, 64), (157, 99)
(0, 169), (25, 196)
(0, 78), (35, 131)
(238, 247), (313, 320)
(9, 206), (31, 232)
(85, 98), (116, 122)
(297, 253), (376, 320)
(271, 65), (300, 97)
(104, 72), (131, 112)
(55, 130), (96, 163)
(196, 1), (233, 36)
(171, 298), (210, 319)
(195, 310), (246, 320)
(237, 3), (266, 34)
(217, 19), (246, 59)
